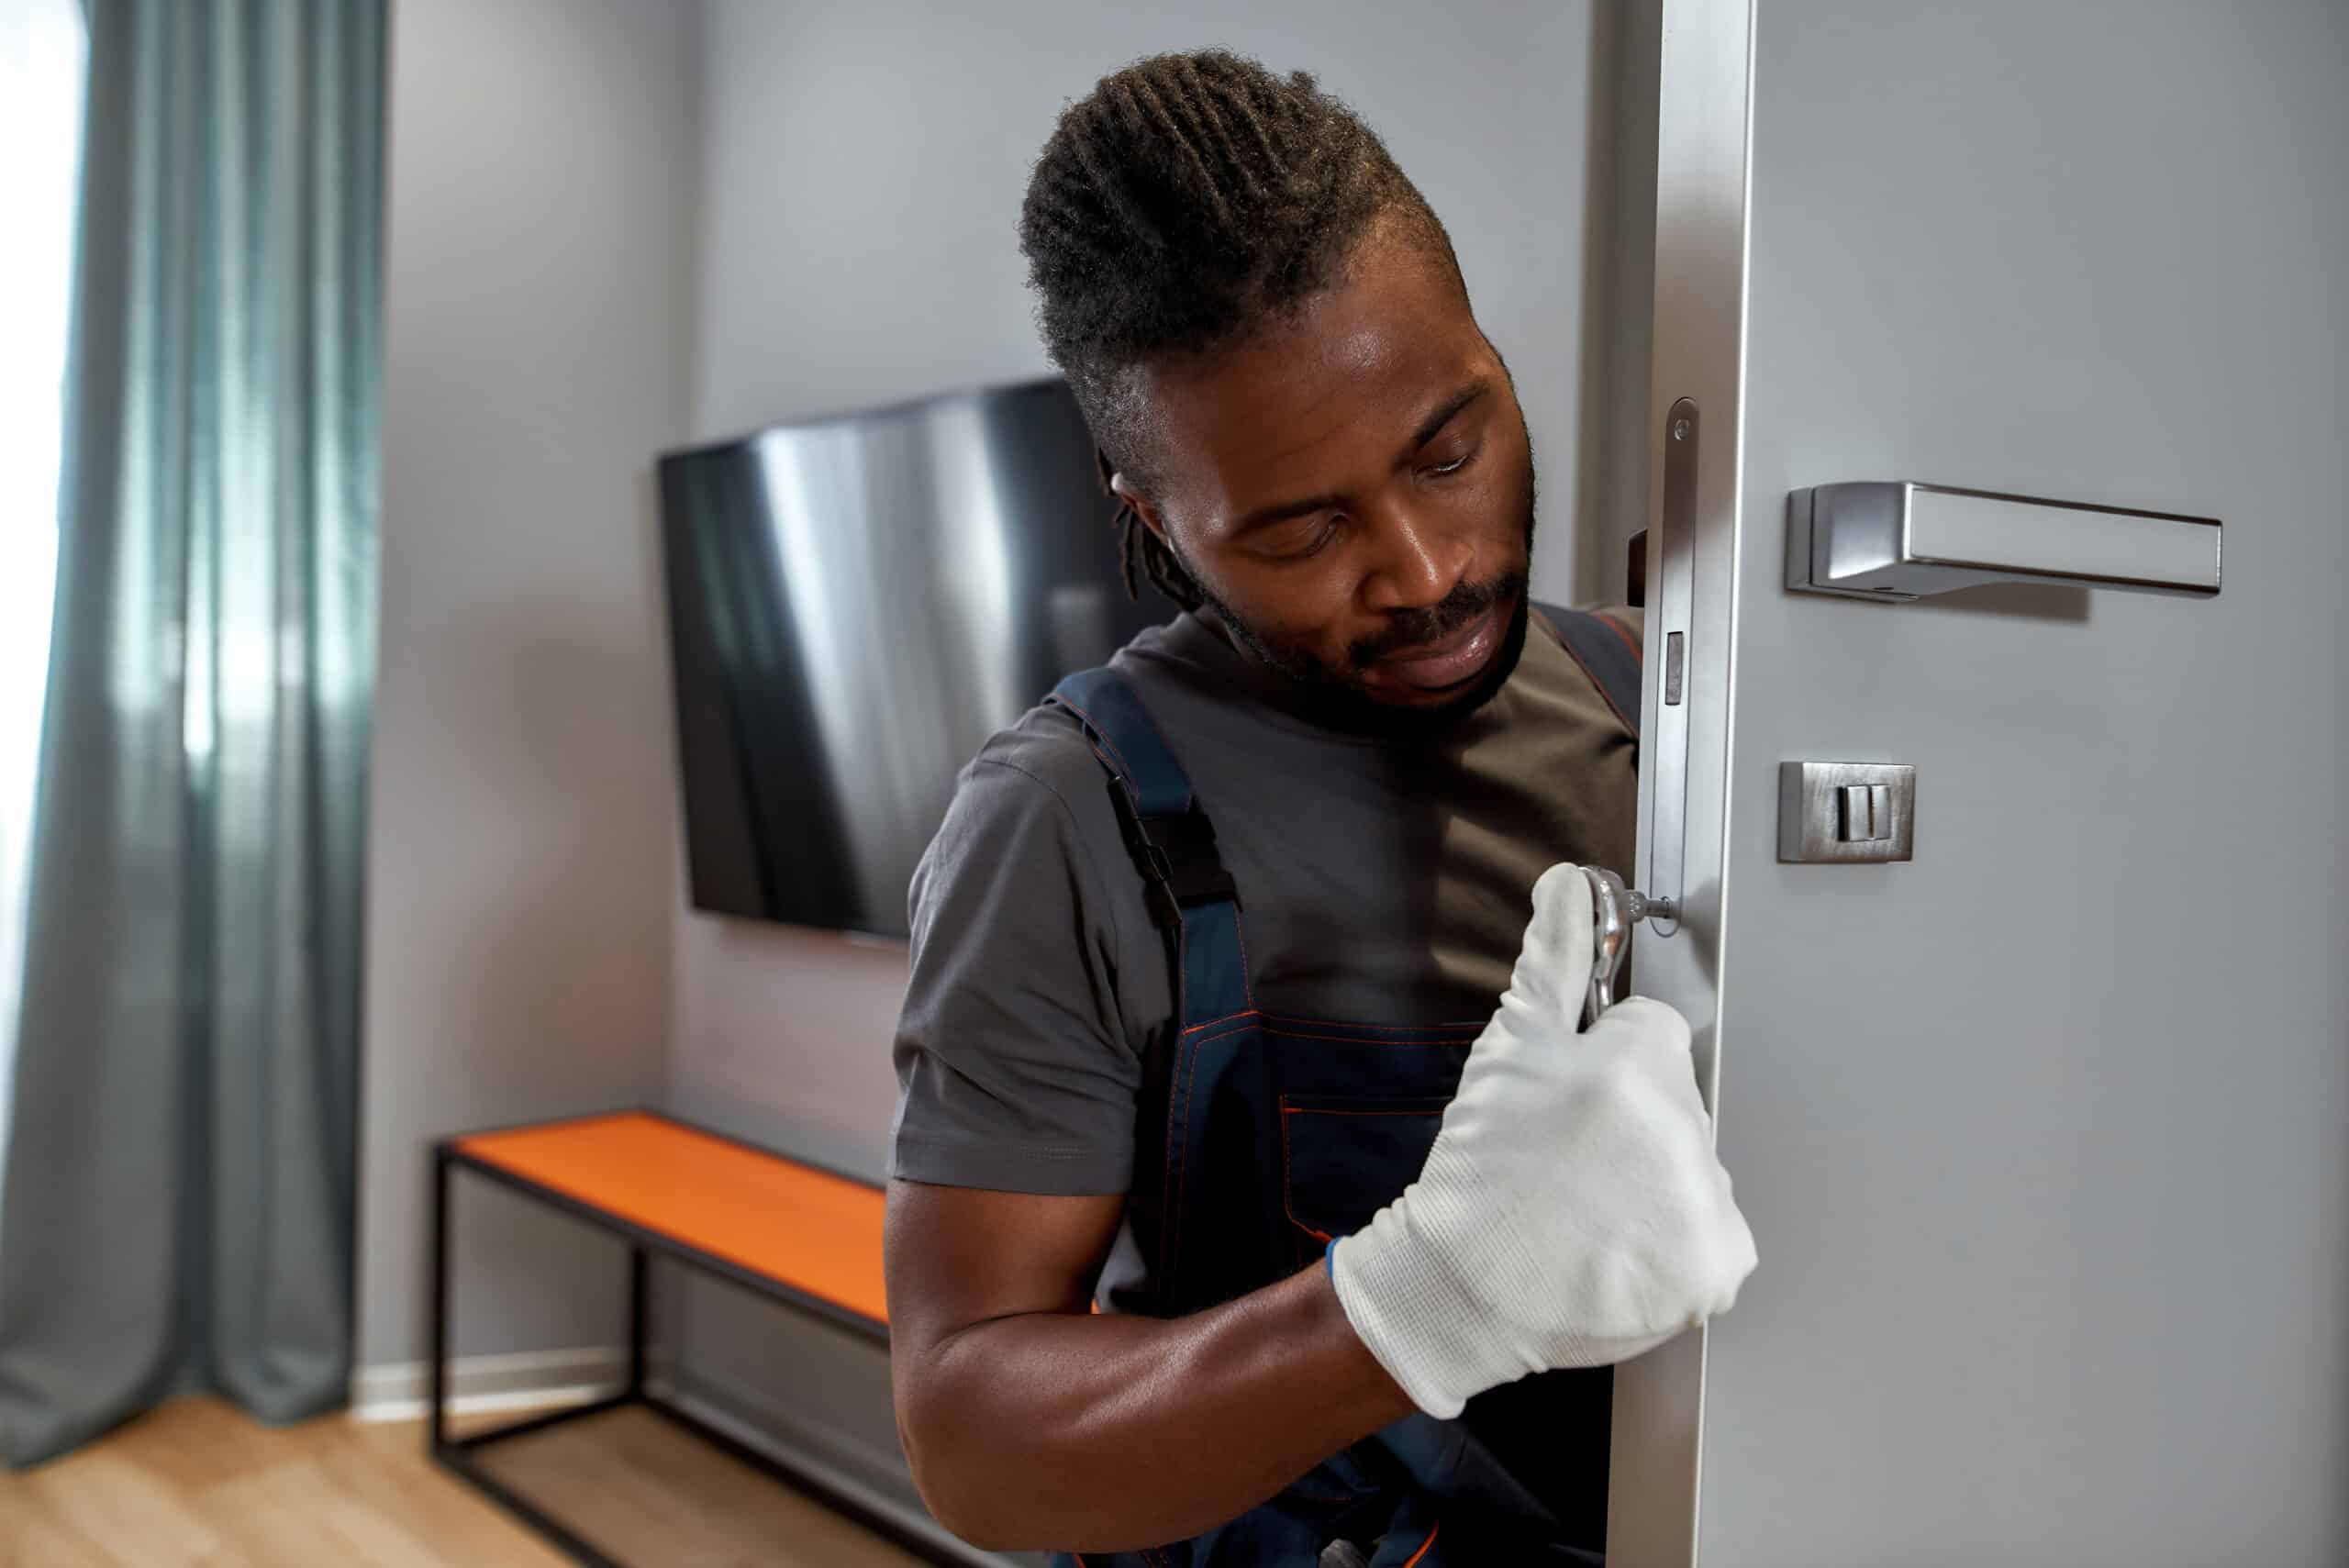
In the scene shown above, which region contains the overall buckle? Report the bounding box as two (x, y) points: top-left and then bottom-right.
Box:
(1105, 780), (1241, 929)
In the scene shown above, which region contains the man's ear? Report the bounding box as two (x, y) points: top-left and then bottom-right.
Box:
(1108, 469), (1170, 544)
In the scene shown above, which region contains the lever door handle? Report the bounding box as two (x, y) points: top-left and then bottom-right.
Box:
(1787, 482), (2221, 601)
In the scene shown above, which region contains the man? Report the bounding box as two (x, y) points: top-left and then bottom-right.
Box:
(885, 51), (1755, 1566)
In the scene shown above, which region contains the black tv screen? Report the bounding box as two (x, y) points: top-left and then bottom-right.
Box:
(657, 377), (1174, 938)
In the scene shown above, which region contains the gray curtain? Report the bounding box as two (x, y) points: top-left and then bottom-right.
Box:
(0, 0), (384, 1466)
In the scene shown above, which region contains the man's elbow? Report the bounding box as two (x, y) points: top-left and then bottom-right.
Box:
(895, 1360), (1024, 1550)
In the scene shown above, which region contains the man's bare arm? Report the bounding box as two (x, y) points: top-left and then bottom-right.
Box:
(884, 1179), (1415, 1552)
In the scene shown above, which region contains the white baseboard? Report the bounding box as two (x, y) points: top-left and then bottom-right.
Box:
(349, 1345), (658, 1423)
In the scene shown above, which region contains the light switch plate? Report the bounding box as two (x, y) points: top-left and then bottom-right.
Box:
(1779, 762), (1917, 863)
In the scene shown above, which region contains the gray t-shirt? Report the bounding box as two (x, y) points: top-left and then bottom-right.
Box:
(889, 605), (1642, 1199)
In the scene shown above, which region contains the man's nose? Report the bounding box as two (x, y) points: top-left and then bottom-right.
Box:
(1356, 498), (1473, 613)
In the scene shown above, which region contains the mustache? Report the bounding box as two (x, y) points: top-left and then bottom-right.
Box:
(1348, 570), (1528, 668)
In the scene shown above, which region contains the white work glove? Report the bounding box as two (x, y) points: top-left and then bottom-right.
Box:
(1330, 863), (1757, 1419)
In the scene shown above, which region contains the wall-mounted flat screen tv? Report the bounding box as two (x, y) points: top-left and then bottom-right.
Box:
(657, 377), (1174, 938)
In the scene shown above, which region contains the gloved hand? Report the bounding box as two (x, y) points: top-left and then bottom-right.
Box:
(1330, 863), (1758, 1419)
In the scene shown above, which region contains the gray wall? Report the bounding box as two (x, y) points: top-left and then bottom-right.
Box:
(359, 0), (702, 1380)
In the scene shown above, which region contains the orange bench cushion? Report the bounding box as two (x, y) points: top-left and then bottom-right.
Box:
(454, 1111), (888, 1326)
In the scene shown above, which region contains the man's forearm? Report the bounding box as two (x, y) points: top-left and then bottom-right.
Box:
(897, 1260), (1416, 1551)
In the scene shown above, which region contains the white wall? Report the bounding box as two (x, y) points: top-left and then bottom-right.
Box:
(358, 0), (702, 1384)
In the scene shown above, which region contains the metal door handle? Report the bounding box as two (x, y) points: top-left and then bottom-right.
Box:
(1787, 482), (2221, 601)
(1580, 866), (1678, 1026)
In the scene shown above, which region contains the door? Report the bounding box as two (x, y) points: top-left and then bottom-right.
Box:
(1607, 4), (2349, 1564)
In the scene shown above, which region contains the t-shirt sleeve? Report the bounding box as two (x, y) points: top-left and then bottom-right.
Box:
(888, 741), (1144, 1195)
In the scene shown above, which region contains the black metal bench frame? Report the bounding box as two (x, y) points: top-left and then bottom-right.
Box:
(429, 1112), (963, 1568)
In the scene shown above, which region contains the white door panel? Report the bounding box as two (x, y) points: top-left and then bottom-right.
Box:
(1615, 5), (2349, 1564)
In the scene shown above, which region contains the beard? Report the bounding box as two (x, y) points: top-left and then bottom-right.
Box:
(1182, 450), (1541, 740)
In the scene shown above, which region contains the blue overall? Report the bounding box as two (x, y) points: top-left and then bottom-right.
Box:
(1044, 609), (1642, 1568)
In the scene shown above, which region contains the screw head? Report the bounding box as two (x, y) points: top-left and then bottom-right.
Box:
(1671, 418), (1692, 442)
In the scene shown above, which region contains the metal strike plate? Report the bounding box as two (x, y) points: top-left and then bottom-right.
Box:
(1644, 398), (1700, 934)
(1779, 762), (1917, 863)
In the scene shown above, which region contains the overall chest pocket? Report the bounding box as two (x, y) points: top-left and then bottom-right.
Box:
(1278, 1095), (1450, 1263)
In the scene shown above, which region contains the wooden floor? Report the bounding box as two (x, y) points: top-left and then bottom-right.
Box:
(0, 1396), (933, 1567)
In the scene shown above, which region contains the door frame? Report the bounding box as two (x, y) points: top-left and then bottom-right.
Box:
(1607, 1), (1753, 1563)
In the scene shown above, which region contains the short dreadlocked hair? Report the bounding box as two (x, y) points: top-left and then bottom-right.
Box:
(1019, 50), (1463, 608)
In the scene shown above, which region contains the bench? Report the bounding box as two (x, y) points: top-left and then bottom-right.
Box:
(430, 1109), (955, 1566)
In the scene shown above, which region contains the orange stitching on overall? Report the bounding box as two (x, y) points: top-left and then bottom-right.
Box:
(1074, 736), (1124, 792)
(1263, 1016), (1482, 1036)
(1597, 609), (1643, 663)
(1182, 1012), (1481, 1042)
(1225, 901), (1256, 1008)
(1264, 1029), (1478, 1047)
(1163, 1026), (1208, 1284)
(1152, 916), (1194, 1296)
(1161, 1020), (1468, 1278)
(1399, 1518), (1442, 1567)
(1279, 1101), (1443, 1244)
(1182, 1007), (1262, 1038)
(1185, 1018), (1261, 1051)
(1052, 694), (1152, 810)
(1155, 1031), (1187, 1287)
(1552, 619), (1636, 734)
(1158, 1005), (1264, 1282)
(1278, 1106), (1332, 1244)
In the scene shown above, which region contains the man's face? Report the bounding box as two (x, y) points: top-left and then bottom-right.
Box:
(1116, 224), (1536, 724)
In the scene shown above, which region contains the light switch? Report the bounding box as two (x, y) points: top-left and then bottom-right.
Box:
(1780, 762), (1916, 863)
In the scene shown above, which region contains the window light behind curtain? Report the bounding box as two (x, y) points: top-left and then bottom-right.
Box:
(0, 0), (88, 1222)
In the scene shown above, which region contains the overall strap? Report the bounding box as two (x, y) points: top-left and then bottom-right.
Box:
(1047, 669), (1251, 1030)
(1534, 602), (1643, 739)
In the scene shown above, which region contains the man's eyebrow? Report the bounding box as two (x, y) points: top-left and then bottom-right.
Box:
(1228, 384), (1493, 537)
(1230, 488), (1350, 536)
(1405, 384), (1488, 455)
